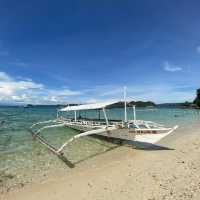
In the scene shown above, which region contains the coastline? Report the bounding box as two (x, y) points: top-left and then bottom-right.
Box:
(1, 123), (200, 200)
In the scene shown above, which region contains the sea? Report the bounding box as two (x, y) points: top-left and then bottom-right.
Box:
(0, 106), (200, 192)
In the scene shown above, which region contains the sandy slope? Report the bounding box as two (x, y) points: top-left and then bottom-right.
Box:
(1, 124), (200, 200)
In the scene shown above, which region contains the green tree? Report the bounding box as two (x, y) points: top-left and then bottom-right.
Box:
(194, 89), (200, 107)
(197, 89), (200, 99)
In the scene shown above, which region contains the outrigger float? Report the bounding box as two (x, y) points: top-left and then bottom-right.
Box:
(29, 89), (178, 161)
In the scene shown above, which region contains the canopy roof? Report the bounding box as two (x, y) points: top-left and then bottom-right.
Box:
(59, 101), (118, 112)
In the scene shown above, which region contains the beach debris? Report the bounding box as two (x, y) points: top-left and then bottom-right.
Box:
(177, 160), (185, 164)
(103, 187), (108, 190)
(87, 182), (93, 188)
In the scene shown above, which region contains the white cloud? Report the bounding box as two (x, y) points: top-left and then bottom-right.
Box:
(163, 61), (182, 72)
(83, 84), (195, 104)
(0, 71), (196, 105)
(127, 85), (195, 103)
(0, 73), (44, 99)
(47, 89), (81, 97)
(0, 72), (11, 81)
(85, 98), (102, 104)
(0, 71), (81, 105)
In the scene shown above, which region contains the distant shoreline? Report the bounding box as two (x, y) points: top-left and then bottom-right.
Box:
(0, 101), (199, 109)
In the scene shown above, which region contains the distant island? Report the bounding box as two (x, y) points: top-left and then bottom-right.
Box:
(24, 103), (79, 108)
(23, 101), (156, 109)
(157, 102), (194, 108)
(107, 101), (155, 108)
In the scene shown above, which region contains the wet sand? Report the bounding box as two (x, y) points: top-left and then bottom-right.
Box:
(1, 123), (200, 200)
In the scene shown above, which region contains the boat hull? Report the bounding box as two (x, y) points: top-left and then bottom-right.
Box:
(64, 123), (177, 144)
(95, 129), (174, 144)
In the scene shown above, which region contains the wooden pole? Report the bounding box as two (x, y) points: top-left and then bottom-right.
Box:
(103, 108), (109, 126)
(124, 86), (127, 122)
(133, 105), (136, 123)
(74, 111), (77, 122)
(98, 109), (100, 120)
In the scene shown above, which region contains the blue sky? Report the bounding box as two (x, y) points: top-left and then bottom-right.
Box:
(0, 0), (200, 104)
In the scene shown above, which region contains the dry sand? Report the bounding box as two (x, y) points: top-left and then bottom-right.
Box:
(1, 124), (200, 200)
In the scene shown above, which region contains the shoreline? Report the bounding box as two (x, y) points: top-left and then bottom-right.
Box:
(1, 123), (200, 200)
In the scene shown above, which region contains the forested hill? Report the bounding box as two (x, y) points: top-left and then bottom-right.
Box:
(107, 101), (155, 108)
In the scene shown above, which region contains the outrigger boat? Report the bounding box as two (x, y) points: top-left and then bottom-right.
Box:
(29, 89), (178, 161)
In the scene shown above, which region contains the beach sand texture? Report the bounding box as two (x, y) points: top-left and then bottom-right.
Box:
(1, 124), (200, 200)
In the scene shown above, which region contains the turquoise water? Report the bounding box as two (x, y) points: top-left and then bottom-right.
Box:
(0, 106), (200, 192)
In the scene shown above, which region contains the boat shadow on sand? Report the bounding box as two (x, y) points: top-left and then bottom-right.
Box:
(125, 140), (175, 151)
(57, 135), (174, 168)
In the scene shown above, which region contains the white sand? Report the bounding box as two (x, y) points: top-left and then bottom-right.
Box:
(1, 124), (200, 200)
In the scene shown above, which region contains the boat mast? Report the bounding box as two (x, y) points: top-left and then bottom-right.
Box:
(74, 111), (77, 122)
(124, 86), (127, 122)
(133, 105), (136, 123)
(102, 107), (109, 127)
(56, 109), (59, 119)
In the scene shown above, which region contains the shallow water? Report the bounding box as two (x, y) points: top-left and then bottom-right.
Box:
(0, 106), (200, 192)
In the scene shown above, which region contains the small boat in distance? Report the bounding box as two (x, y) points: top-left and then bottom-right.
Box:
(29, 88), (178, 161)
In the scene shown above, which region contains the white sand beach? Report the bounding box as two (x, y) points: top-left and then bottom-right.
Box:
(1, 123), (200, 200)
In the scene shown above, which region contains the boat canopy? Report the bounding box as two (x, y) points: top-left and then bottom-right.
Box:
(59, 101), (118, 112)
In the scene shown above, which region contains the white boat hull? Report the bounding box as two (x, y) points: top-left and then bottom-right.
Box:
(62, 122), (178, 144)
(90, 125), (178, 144)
